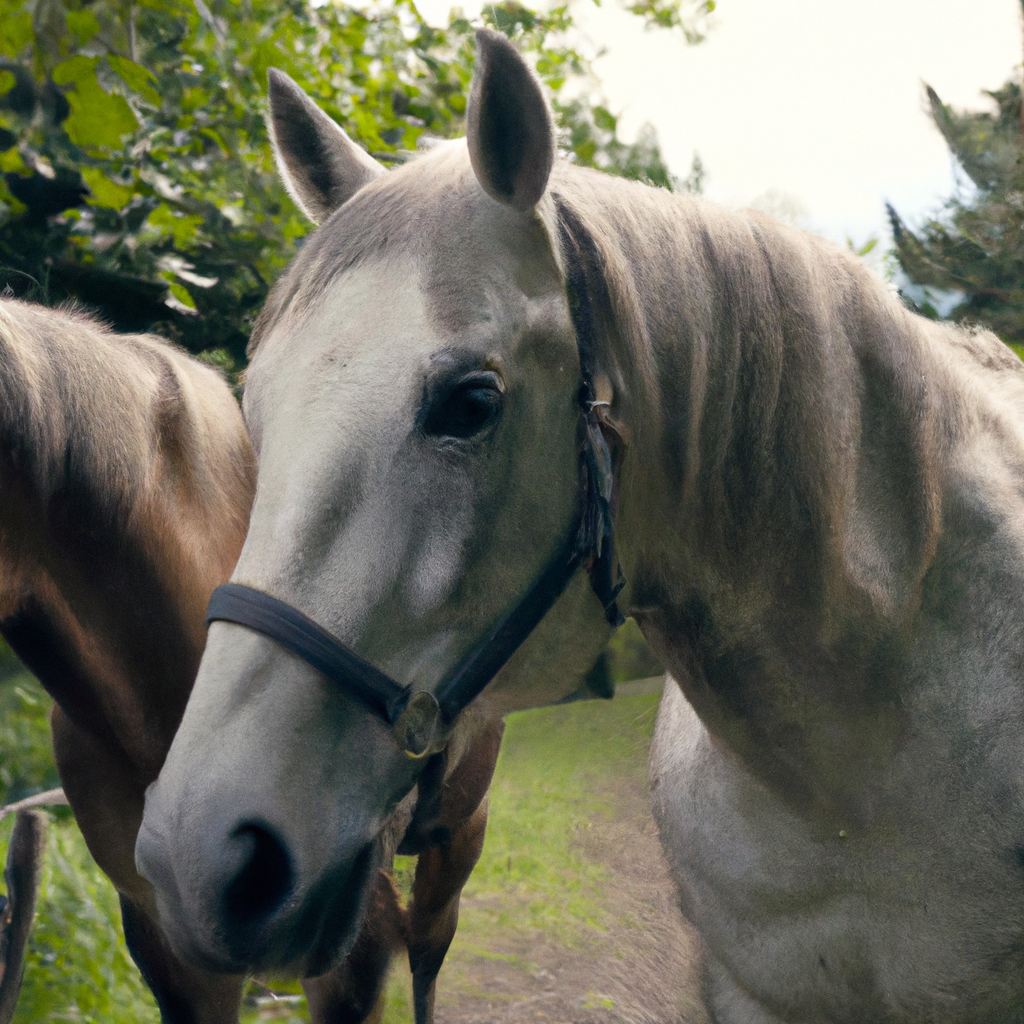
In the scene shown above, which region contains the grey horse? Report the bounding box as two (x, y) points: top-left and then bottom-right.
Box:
(137, 29), (1024, 1023)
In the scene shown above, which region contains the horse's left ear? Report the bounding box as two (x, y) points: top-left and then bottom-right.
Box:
(266, 68), (386, 224)
(467, 29), (555, 211)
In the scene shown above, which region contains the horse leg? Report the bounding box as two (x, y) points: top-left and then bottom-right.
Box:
(303, 870), (407, 1024)
(701, 956), (786, 1024)
(49, 707), (245, 1024)
(389, 718), (502, 1024)
(407, 796), (489, 1024)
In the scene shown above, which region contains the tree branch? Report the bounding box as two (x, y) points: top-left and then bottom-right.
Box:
(0, 789), (68, 824)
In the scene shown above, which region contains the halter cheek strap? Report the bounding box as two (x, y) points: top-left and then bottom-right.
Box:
(206, 200), (625, 757)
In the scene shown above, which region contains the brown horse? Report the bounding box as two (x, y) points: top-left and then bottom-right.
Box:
(0, 297), (500, 1023)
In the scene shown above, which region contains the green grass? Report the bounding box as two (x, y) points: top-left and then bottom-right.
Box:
(3, 814), (162, 1024)
(456, 694), (658, 943)
(0, 670), (61, 807)
(1, 666), (661, 1023)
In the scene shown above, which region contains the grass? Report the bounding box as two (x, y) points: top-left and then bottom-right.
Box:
(0, 666), (662, 1023)
(374, 691), (662, 1024)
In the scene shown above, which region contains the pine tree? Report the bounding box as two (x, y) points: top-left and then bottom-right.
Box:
(888, 4), (1024, 355)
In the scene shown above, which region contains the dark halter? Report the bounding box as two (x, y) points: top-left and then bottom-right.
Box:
(206, 199), (625, 758)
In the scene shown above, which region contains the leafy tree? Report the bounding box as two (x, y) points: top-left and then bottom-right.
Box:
(888, 2), (1024, 356)
(0, 0), (713, 371)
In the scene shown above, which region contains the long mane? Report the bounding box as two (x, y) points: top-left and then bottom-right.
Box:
(549, 164), (1024, 622)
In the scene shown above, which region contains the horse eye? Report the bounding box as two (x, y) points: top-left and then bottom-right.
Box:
(421, 376), (504, 439)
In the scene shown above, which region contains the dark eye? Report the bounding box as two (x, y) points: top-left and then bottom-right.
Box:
(421, 374), (504, 439)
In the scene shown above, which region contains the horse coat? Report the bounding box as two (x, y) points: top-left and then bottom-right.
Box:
(137, 31), (1024, 1024)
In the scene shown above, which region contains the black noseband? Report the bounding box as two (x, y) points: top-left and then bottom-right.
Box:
(206, 199), (625, 757)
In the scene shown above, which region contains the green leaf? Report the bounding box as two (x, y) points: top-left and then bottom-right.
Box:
(54, 56), (139, 149)
(0, 69), (14, 99)
(81, 166), (134, 209)
(0, 148), (25, 173)
(593, 106), (616, 133)
(64, 83), (138, 148)
(148, 203), (204, 248)
(108, 54), (162, 107)
(66, 9), (101, 48)
(167, 280), (197, 309)
(52, 54), (98, 87)
(0, 12), (32, 57)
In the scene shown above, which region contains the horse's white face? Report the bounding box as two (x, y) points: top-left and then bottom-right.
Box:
(241, 215), (580, 697)
(136, 34), (612, 976)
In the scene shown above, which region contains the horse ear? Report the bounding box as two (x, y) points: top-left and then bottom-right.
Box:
(467, 29), (555, 211)
(266, 68), (385, 225)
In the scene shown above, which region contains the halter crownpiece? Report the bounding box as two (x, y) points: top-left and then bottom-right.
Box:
(206, 202), (625, 756)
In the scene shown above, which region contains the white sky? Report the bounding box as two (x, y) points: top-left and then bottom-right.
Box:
(413, 0), (1023, 250)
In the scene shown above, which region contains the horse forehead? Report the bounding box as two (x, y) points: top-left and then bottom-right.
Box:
(257, 252), (534, 388)
(248, 263), (430, 401)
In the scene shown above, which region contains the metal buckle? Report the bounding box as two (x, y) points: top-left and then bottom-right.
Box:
(392, 690), (446, 759)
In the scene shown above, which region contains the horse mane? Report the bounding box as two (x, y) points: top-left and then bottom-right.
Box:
(545, 164), (1024, 636)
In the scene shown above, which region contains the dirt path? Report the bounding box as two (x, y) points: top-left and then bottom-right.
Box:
(434, 770), (709, 1024)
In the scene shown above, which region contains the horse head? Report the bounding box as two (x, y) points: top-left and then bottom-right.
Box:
(136, 30), (618, 977)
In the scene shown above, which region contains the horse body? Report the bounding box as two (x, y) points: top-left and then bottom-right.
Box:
(0, 298), (256, 1019)
(0, 298), (501, 1023)
(635, 225), (1024, 1021)
(137, 32), (1024, 1023)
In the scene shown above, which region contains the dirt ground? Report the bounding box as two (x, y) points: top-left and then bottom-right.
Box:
(433, 770), (710, 1024)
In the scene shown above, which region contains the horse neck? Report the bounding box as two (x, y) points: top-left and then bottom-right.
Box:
(556, 176), (944, 807)
(0, 306), (254, 778)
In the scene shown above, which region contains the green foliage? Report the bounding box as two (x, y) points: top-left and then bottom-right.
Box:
(7, 816), (161, 1023)
(623, 0), (714, 37)
(0, 0), (707, 370)
(888, 32), (1024, 347)
(0, 671), (158, 1022)
(0, 670), (60, 807)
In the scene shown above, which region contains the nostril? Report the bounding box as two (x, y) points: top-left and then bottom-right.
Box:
(222, 822), (294, 930)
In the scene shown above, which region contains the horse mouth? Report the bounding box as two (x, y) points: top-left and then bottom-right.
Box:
(146, 834), (380, 978)
(221, 840), (378, 977)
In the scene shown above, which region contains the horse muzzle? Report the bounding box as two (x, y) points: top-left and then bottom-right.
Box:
(135, 782), (380, 976)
